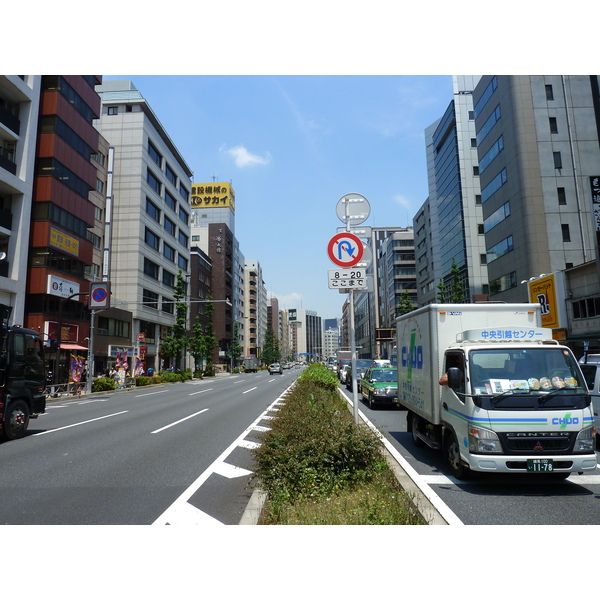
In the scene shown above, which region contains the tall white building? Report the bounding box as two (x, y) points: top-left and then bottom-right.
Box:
(95, 80), (193, 371)
(0, 75), (41, 324)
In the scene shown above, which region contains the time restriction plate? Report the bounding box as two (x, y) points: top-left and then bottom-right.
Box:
(328, 268), (368, 290)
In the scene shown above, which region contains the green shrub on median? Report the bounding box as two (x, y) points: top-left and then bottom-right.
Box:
(252, 364), (426, 525)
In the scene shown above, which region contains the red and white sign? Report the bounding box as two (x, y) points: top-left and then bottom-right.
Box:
(327, 232), (364, 267)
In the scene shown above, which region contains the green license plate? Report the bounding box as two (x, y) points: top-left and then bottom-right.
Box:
(527, 458), (554, 473)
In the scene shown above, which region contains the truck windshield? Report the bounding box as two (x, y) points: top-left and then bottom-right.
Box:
(469, 347), (589, 410)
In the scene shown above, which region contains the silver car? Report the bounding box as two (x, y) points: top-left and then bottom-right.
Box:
(268, 363), (283, 375)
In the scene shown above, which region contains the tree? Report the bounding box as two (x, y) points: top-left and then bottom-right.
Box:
(262, 326), (280, 365)
(437, 258), (465, 303)
(188, 293), (217, 374)
(395, 289), (414, 317)
(228, 322), (243, 370)
(160, 270), (187, 371)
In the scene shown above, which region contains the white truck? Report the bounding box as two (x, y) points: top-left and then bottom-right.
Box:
(396, 303), (597, 480)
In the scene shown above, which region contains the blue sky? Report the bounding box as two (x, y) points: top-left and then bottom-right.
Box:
(104, 74), (455, 319)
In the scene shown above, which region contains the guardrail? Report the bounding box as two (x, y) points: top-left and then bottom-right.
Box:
(45, 377), (136, 398)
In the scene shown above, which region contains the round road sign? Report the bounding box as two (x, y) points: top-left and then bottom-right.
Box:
(336, 193), (371, 226)
(327, 232), (364, 267)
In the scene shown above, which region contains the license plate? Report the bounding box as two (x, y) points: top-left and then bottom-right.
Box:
(527, 458), (554, 472)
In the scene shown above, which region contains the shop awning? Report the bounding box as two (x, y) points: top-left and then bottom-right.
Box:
(60, 343), (88, 351)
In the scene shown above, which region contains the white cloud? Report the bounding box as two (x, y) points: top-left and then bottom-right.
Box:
(269, 291), (303, 309)
(393, 194), (413, 210)
(221, 144), (271, 168)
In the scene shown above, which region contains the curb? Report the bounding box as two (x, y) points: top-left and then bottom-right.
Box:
(238, 488), (267, 525)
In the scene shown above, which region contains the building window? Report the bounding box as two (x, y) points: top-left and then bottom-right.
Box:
(148, 141), (162, 167)
(165, 164), (176, 186)
(142, 289), (159, 310)
(561, 224), (571, 242)
(475, 194), (482, 205)
(468, 110), (474, 120)
(108, 106), (118, 115)
(480, 253), (487, 265)
(549, 117), (558, 134)
(553, 152), (563, 169)
(178, 255), (188, 271)
(146, 198), (161, 223)
(165, 190), (176, 212)
(143, 258), (159, 280)
(487, 235), (514, 263)
(481, 168), (507, 203)
(147, 169), (161, 195)
(557, 187), (566, 205)
(545, 84), (554, 100)
(163, 243), (175, 262)
(179, 185), (189, 202)
(145, 227), (160, 251)
(479, 135), (504, 174)
(95, 178), (104, 194)
(162, 270), (175, 288)
(178, 231), (188, 248)
(471, 138), (477, 147)
(473, 166), (479, 176)
(484, 201), (511, 233)
(164, 217), (176, 237)
(478, 223), (485, 234)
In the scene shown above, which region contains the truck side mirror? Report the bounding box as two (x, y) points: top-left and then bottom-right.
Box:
(447, 367), (462, 390)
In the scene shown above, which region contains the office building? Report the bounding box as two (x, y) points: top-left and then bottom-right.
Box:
(0, 76), (41, 324)
(95, 80), (193, 372)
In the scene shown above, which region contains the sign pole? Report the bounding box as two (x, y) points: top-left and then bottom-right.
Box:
(344, 201), (359, 424)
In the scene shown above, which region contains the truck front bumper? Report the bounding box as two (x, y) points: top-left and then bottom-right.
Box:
(467, 453), (598, 474)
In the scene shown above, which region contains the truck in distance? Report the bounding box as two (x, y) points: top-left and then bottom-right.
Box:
(396, 303), (597, 480)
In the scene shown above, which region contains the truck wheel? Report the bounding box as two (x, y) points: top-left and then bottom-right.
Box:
(3, 399), (30, 440)
(409, 413), (425, 448)
(444, 432), (470, 480)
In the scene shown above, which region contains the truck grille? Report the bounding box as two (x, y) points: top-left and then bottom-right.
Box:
(500, 431), (573, 454)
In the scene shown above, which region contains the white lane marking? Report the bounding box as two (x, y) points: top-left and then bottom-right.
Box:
(213, 462), (253, 479)
(153, 387), (295, 526)
(135, 390), (170, 397)
(239, 440), (260, 450)
(151, 409), (209, 434)
(164, 500), (223, 526)
(33, 411), (129, 436)
(242, 387), (258, 394)
(189, 388), (213, 396)
(421, 473), (600, 485)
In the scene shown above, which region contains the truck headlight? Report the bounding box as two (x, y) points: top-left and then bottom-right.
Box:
(575, 426), (596, 452)
(468, 425), (502, 454)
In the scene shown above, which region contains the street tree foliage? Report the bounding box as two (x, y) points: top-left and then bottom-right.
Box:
(262, 326), (280, 365)
(395, 289), (415, 317)
(188, 293), (217, 374)
(437, 258), (465, 303)
(229, 322), (243, 369)
(160, 270), (187, 370)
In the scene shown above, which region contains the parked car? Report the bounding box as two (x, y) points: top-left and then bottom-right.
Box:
(360, 366), (399, 409)
(268, 363), (283, 375)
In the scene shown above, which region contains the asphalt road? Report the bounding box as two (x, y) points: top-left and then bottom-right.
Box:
(339, 383), (600, 525)
(0, 368), (302, 525)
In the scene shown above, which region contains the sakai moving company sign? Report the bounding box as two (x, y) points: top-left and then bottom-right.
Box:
(527, 273), (565, 329)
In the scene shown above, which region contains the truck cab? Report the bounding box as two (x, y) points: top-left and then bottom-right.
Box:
(0, 304), (46, 440)
(579, 354), (600, 437)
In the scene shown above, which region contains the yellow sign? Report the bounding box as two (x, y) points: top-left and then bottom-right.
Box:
(50, 226), (79, 257)
(528, 274), (558, 328)
(191, 182), (235, 213)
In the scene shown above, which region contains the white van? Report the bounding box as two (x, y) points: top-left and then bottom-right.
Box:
(579, 354), (600, 435)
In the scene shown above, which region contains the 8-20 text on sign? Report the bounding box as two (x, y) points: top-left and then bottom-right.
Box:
(328, 268), (368, 290)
